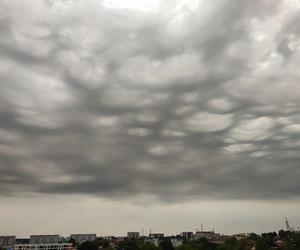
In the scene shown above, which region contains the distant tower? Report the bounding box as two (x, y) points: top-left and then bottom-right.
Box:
(285, 217), (290, 230)
(285, 217), (294, 231)
(201, 224), (203, 232)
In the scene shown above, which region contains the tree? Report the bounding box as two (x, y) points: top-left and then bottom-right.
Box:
(255, 238), (269, 250)
(217, 238), (241, 250)
(68, 238), (76, 246)
(292, 231), (300, 247)
(176, 241), (197, 250)
(261, 232), (277, 248)
(247, 233), (259, 241)
(159, 238), (174, 250)
(281, 241), (295, 250)
(239, 238), (254, 250)
(95, 238), (110, 248)
(177, 238), (216, 250)
(194, 238), (217, 250)
(279, 230), (292, 240)
(78, 241), (98, 250)
(117, 239), (140, 250)
(140, 241), (160, 250)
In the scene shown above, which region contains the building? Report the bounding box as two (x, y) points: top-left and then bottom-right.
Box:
(0, 236), (16, 249)
(145, 238), (160, 247)
(15, 239), (30, 245)
(69, 234), (96, 244)
(14, 243), (72, 250)
(29, 235), (60, 244)
(194, 231), (220, 240)
(59, 237), (68, 243)
(101, 236), (115, 241)
(180, 232), (193, 239)
(149, 233), (164, 239)
(233, 233), (247, 241)
(127, 232), (140, 239)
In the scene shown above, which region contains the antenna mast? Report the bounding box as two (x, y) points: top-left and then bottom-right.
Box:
(285, 217), (290, 230)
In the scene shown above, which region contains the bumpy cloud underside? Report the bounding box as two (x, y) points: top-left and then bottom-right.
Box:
(0, 0), (300, 201)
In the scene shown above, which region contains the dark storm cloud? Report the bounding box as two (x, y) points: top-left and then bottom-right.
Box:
(0, 0), (300, 201)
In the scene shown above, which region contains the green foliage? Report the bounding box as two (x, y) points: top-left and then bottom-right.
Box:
(217, 238), (241, 250)
(177, 238), (216, 250)
(194, 238), (217, 250)
(116, 239), (141, 250)
(96, 238), (110, 248)
(239, 238), (253, 250)
(255, 238), (270, 250)
(279, 230), (292, 240)
(159, 238), (174, 250)
(140, 241), (160, 250)
(292, 231), (300, 248)
(75, 231), (300, 250)
(247, 233), (260, 241)
(78, 240), (98, 250)
(176, 242), (194, 250)
(261, 232), (277, 248)
(281, 241), (296, 250)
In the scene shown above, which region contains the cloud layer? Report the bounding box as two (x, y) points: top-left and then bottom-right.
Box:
(0, 0), (300, 201)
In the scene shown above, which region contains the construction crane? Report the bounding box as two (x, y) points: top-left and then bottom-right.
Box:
(285, 217), (294, 231)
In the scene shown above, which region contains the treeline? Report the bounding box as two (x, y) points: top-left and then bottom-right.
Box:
(74, 230), (300, 250)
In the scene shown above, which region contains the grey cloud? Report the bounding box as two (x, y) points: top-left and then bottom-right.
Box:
(0, 0), (300, 202)
(276, 9), (300, 58)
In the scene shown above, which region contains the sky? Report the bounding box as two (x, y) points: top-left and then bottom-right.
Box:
(0, 0), (300, 237)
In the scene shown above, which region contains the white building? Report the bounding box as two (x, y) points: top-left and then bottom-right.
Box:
(70, 234), (96, 244)
(101, 236), (114, 241)
(29, 235), (60, 244)
(194, 231), (220, 240)
(0, 236), (16, 249)
(149, 233), (164, 239)
(180, 232), (193, 239)
(127, 232), (140, 239)
(14, 243), (72, 250)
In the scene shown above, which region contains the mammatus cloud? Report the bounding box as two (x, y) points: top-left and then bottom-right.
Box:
(0, 0), (300, 201)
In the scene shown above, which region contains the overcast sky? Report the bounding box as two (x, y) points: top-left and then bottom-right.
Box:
(0, 0), (300, 237)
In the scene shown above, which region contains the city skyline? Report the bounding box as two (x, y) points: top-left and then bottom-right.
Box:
(0, 0), (300, 237)
(0, 216), (297, 237)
